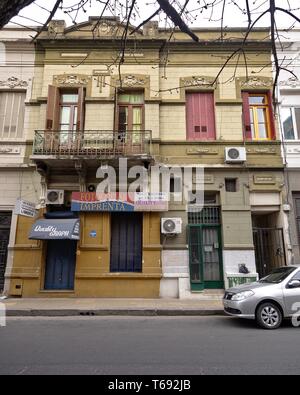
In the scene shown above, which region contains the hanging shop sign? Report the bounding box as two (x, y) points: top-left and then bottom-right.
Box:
(29, 219), (80, 240)
(71, 192), (168, 212)
(14, 199), (38, 218)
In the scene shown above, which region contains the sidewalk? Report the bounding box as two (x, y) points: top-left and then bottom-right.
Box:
(2, 298), (224, 317)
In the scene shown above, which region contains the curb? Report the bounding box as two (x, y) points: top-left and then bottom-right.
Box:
(6, 309), (225, 317)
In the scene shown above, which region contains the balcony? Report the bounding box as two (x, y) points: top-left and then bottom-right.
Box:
(32, 130), (152, 159)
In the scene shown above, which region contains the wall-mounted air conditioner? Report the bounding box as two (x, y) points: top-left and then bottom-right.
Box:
(225, 147), (247, 163)
(46, 190), (65, 205)
(161, 218), (182, 234)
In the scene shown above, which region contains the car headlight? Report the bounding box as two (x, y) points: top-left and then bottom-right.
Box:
(231, 291), (254, 301)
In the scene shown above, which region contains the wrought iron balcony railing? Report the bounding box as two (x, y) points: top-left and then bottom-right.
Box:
(32, 130), (152, 158)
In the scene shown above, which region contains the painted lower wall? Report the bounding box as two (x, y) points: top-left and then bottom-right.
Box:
(7, 211), (162, 298)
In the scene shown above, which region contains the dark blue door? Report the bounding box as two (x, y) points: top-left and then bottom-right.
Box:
(45, 240), (77, 290)
(110, 213), (143, 272)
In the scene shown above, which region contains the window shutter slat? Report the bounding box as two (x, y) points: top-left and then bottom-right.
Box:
(46, 85), (59, 130)
(77, 87), (85, 131)
(186, 92), (215, 141)
(242, 92), (252, 140)
(267, 90), (276, 140)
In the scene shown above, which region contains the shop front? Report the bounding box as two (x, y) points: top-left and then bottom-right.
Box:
(8, 193), (163, 298)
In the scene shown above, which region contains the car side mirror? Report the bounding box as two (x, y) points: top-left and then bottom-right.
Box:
(287, 280), (300, 289)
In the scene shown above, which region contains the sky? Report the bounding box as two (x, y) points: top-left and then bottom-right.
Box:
(9, 0), (300, 30)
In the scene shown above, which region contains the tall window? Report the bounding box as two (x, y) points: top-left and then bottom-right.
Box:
(58, 91), (80, 146)
(242, 92), (275, 141)
(118, 92), (144, 132)
(59, 92), (79, 132)
(0, 92), (26, 139)
(186, 92), (216, 141)
(294, 194), (300, 247)
(281, 107), (300, 140)
(45, 85), (85, 132)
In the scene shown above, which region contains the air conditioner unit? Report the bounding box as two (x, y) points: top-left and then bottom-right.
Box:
(161, 218), (182, 235)
(46, 190), (65, 205)
(225, 147), (247, 163)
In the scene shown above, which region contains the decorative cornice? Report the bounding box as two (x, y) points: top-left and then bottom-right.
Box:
(181, 76), (215, 88)
(279, 77), (300, 88)
(247, 147), (277, 155)
(0, 76), (28, 89)
(53, 74), (91, 86)
(240, 77), (271, 88)
(0, 146), (21, 155)
(122, 75), (147, 87)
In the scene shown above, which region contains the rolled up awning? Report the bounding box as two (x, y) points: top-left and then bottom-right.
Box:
(29, 219), (80, 240)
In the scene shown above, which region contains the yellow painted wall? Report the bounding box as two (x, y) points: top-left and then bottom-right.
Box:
(8, 211), (162, 298)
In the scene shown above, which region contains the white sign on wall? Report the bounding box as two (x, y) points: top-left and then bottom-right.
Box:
(14, 199), (37, 218)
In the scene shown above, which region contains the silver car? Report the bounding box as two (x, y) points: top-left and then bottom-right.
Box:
(223, 266), (300, 329)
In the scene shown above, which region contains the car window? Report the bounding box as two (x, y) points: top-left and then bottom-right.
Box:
(259, 267), (297, 284)
(291, 271), (300, 281)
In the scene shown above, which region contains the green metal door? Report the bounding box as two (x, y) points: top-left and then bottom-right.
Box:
(188, 225), (224, 290)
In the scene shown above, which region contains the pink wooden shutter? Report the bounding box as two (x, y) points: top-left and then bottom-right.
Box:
(186, 92), (216, 141)
(267, 90), (276, 140)
(242, 92), (252, 141)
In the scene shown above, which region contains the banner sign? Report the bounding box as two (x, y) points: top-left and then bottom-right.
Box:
(14, 199), (37, 218)
(71, 192), (168, 212)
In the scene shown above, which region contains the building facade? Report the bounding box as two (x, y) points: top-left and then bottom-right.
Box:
(3, 18), (289, 298)
(278, 30), (300, 266)
(0, 27), (40, 295)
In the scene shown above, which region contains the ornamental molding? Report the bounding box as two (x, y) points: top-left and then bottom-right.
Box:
(279, 77), (300, 88)
(240, 77), (271, 88)
(53, 74), (91, 86)
(122, 75), (147, 87)
(0, 76), (28, 89)
(247, 147), (276, 155)
(186, 148), (218, 155)
(181, 76), (215, 88)
(0, 146), (21, 155)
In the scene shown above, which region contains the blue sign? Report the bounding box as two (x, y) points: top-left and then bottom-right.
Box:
(90, 230), (97, 238)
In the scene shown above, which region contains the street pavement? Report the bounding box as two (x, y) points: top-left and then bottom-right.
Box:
(0, 316), (299, 375)
(3, 297), (223, 316)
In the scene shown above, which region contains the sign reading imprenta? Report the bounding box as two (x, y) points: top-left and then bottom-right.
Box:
(71, 192), (168, 212)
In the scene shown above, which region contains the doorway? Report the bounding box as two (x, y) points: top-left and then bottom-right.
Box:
(110, 212), (143, 272)
(188, 225), (224, 290)
(44, 240), (77, 290)
(0, 213), (12, 293)
(252, 213), (286, 278)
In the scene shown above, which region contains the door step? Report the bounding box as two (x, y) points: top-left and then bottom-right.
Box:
(190, 289), (224, 300)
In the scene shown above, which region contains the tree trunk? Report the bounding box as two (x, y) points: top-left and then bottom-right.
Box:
(0, 0), (36, 28)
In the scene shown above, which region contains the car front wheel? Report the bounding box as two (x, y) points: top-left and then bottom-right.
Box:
(256, 303), (283, 330)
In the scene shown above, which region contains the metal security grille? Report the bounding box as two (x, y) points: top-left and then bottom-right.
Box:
(294, 195), (300, 249)
(188, 206), (221, 225)
(253, 228), (286, 278)
(110, 213), (143, 273)
(0, 213), (11, 292)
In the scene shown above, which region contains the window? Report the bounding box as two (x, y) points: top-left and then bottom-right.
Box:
(225, 178), (238, 193)
(45, 85), (85, 132)
(186, 92), (216, 141)
(0, 92), (26, 139)
(242, 92), (275, 141)
(110, 212), (143, 273)
(291, 271), (300, 281)
(118, 92), (144, 132)
(59, 92), (78, 132)
(294, 194), (300, 250)
(281, 107), (300, 140)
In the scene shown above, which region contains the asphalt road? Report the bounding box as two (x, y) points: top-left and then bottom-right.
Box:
(0, 316), (299, 375)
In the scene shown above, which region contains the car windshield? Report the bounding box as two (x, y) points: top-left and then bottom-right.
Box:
(259, 267), (297, 284)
